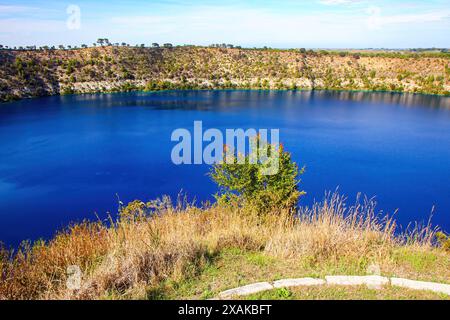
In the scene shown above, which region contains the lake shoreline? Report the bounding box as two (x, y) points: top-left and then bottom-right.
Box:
(2, 87), (449, 105)
(1, 194), (448, 300)
(1, 90), (449, 245)
(2, 47), (449, 103)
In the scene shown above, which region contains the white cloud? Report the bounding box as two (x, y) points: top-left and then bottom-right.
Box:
(0, 3), (448, 48)
(367, 6), (450, 29)
(107, 6), (366, 47)
(0, 5), (36, 14)
(104, 4), (450, 48)
(0, 18), (64, 33)
(381, 12), (450, 24)
(319, 0), (361, 5)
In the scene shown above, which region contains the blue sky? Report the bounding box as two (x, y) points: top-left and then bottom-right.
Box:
(0, 0), (449, 48)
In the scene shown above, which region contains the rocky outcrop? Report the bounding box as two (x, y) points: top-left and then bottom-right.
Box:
(1, 47), (449, 102)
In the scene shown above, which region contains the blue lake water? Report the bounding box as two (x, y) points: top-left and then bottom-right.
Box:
(0, 90), (449, 246)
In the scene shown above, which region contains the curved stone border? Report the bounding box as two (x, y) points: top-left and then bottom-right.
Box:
(391, 278), (450, 296)
(217, 276), (450, 299)
(219, 282), (274, 298)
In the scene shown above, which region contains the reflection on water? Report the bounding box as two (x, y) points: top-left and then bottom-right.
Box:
(56, 90), (450, 111)
(318, 90), (449, 109)
(0, 90), (449, 246)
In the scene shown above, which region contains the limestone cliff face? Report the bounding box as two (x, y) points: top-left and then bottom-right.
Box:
(1, 46), (449, 102)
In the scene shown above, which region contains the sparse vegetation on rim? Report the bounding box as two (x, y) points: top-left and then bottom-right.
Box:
(1, 46), (449, 102)
(0, 142), (448, 300)
(0, 193), (448, 300)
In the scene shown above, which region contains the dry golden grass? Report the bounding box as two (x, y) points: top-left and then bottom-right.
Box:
(0, 193), (448, 300)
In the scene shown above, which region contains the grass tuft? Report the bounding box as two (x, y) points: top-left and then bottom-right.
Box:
(0, 192), (448, 300)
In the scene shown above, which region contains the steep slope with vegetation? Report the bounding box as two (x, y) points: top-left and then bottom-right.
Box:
(1, 140), (449, 300)
(1, 46), (449, 102)
(1, 192), (449, 300)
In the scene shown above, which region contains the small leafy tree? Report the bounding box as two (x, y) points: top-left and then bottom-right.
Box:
(210, 136), (305, 215)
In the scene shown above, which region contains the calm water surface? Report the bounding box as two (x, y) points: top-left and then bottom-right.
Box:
(0, 90), (449, 245)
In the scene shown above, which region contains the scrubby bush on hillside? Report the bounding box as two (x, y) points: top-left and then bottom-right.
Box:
(210, 137), (305, 215)
(1, 47), (450, 102)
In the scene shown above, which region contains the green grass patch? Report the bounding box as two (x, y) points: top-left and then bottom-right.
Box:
(394, 248), (438, 273)
(147, 248), (450, 300)
(244, 286), (450, 300)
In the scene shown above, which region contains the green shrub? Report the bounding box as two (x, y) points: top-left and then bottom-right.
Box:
(210, 136), (305, 215)
(276, 288), (293, 299)
(61, 86), (75, 95)
(436, 232), (450, 251)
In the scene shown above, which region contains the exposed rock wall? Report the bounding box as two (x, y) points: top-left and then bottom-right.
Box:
(1, 47), (449, 102)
